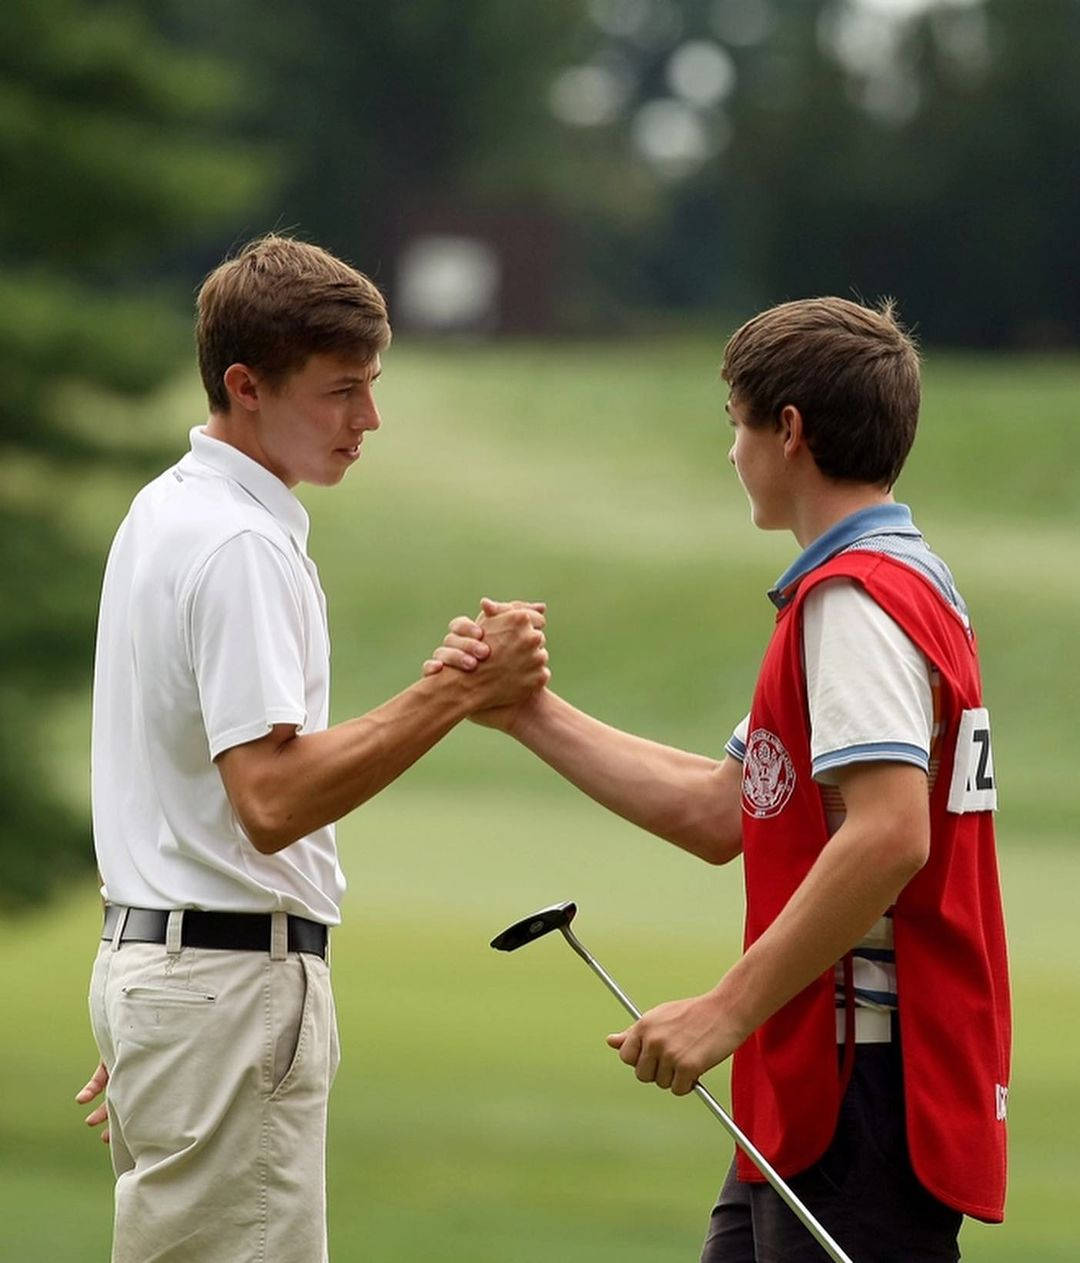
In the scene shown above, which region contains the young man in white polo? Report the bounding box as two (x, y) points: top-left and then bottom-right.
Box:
(429, 298), (1010, 1260)
(77, 234), (550, 1262)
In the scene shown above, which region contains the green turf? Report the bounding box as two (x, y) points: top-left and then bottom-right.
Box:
(4, 339), (1077, 1259)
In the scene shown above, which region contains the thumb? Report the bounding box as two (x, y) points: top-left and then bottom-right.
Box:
(606, 1031), (628, 1049)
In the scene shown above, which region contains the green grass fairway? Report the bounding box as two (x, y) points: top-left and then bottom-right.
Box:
(3, 339), (1077, 1259)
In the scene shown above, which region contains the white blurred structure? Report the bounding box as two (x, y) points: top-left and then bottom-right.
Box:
(396, 235), (501, 332)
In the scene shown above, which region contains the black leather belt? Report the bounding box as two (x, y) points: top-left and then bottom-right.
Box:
(102, 905), (328, 959)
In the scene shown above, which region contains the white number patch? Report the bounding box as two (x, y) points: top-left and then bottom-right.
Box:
(947, 707), (997, 814)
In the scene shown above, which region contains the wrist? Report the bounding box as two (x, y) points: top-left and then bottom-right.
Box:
(418, 661), (474, 721)
(504, 685), (556, 742)
(705, 973), (756, 1051)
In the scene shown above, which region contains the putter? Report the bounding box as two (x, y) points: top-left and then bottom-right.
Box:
(491, 900), (854, 1263)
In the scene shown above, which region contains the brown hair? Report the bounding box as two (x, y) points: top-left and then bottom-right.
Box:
(196, 234), (391, 413)
(721, 297), (920, 488)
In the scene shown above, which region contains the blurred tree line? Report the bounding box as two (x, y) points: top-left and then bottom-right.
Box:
(2, 0), (1076, 905)
(158, 0), (1080, 346)
(0, 0), (267, 905)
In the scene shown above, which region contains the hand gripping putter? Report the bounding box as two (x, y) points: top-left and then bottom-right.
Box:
(490, 900), (854, 1263)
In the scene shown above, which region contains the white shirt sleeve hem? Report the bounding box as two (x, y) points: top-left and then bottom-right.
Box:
(812, 741), (929, 785)
(208, 710), (307, 762)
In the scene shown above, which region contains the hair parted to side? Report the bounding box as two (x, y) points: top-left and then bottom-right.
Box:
(196, 234), (391, 413)
(721, 296), (920, 488)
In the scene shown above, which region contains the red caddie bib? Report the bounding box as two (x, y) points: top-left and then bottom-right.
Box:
(732, 550), (1010, 1222)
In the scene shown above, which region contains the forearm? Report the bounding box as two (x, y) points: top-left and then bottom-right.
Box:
(239, 671), (474, 852)
(709, 807), (926, 1043)
(509, 690), (742, 862)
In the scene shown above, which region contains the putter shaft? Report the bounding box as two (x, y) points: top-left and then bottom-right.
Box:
(558, 924), (854, 1263)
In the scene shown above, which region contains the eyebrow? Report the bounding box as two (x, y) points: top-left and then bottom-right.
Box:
(331, 369), (381, 386)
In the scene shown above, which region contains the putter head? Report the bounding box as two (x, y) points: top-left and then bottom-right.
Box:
(490, 900), (577, 952)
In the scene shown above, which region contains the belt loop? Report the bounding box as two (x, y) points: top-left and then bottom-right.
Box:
(270, 911), (288, 962)
(165, 909), (184, 955)
(110, 906), (130, 952)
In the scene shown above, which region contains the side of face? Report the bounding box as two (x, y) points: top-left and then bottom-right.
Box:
(725, 394), (797, 531)
(222, 351), (383, 488)
(257, 351), (383, 487)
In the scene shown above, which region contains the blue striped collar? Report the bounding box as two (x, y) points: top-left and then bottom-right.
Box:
(768, 503), (922, 609)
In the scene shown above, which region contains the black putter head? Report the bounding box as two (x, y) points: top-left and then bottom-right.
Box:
(490, 900), (578, 952)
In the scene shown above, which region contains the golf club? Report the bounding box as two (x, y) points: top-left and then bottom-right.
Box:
(491, 900), (854, 1263)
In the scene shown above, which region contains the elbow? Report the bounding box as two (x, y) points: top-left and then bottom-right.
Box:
(235, 793), (300, 855)
(698, 832), (743, 866)
(884, 820), (930, 891)
(673, 815), (743, 865)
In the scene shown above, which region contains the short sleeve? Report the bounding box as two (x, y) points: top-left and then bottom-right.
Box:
(802, 578), (933, 785)
(726, 713), (750, 762)
(186, 531), (308, 760)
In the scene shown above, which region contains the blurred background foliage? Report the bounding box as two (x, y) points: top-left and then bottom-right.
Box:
(0, 0), (1077, 892)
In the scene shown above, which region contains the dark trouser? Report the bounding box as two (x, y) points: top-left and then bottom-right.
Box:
(699, 1038), (962, 1263)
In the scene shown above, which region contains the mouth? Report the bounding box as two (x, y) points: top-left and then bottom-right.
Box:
(336, 443), (361, 460)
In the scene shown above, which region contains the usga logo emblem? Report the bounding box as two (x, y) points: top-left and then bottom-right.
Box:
(742, 728), (796, 818)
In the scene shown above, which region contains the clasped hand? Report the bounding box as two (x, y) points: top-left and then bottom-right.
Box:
(423, 597), (550, 725)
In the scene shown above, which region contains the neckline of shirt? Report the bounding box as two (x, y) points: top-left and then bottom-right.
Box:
(768, 503), (922, 609)
(186, 426), (311, 553)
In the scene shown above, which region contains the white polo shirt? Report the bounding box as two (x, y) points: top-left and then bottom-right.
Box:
(91, 427), (345, 923)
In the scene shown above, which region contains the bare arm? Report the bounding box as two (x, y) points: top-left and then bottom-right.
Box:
(609, 760), (929, 1093)
(505, 689), (743, 864)
(425, 606), (743, 863)
(217, 608), (549, 853)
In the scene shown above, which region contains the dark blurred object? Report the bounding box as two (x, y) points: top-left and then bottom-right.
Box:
(160, 0), (587, 327)
(392, 206), (563, 334)
(0, 0), (269, 908)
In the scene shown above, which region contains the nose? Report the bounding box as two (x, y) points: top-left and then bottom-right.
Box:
(351, 387), (381, 433)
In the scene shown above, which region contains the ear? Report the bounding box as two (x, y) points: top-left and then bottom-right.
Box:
(778, 404), (805, 460)
(222, 363), (262, 414)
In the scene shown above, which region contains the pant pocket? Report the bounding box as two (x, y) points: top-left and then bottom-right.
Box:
(268, 955), (312, 1097)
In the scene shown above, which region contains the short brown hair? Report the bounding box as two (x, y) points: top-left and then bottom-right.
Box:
(196, 234), (391, 413)
(721, 297), (920, 488)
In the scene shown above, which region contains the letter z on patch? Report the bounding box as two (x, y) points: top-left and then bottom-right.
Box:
(947, 707), (997, 814)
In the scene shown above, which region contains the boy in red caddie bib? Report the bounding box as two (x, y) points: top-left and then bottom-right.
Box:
(429, 297), (1010, 1261)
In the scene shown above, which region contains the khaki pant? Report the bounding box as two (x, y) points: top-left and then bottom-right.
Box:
(89, 929), (340, 1263)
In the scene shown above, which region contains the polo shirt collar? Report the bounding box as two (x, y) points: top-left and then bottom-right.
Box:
(767, 502), (921, 609)
(187, 426), (311, 552)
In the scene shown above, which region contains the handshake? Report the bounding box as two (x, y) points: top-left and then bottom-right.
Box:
(422, 596), (550, 730)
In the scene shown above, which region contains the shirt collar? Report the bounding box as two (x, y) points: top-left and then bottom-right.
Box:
(185, 426), (311, 552)
(767, 502), (921, 609)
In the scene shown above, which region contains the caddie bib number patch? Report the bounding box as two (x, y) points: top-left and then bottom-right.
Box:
(947, 707), (998, 813)
(742, 729), (796, 818)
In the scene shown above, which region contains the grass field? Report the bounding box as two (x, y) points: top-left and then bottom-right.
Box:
(2, 338), (1077, 1259)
